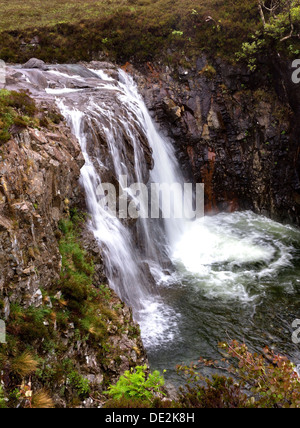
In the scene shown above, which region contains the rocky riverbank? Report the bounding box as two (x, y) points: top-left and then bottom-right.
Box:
(0, 68), (148, 407)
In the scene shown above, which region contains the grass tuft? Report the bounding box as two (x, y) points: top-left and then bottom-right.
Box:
(11, 352), (39, 377)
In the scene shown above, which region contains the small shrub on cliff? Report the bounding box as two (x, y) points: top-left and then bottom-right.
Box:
(8, 304), (52, 344)
(62, 359), (90, 398)
(199, 64), (217, 79)
(7, 90), (37, 117)
(67, 371), (90, 398)
(236, 0), (300, 70)
(105, 365), (165, 404)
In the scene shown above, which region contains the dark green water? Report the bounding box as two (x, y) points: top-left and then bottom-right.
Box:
(141, 211), (300, 384)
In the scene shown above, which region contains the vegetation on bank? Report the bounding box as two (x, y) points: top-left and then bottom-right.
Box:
(103, 341), (300, 409)
(237, 0), (300, 70)
(177, 341), (300, 408)
(0, 89), (38, 143)
(104, 365), (166, 408)
(0, 89), (64, 144)
(0, 0), (298, 66)
(0, 209), (140, 407)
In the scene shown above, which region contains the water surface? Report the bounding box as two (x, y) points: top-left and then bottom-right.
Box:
(141, 211), (300, 383)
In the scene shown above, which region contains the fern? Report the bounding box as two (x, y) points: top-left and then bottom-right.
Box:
(105, 365), (165, 403)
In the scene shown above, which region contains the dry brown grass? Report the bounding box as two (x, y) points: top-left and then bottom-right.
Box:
(11, 351), (39, 377)
(31, 390), (54, 408)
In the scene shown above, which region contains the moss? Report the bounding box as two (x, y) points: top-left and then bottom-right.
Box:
(199, 64), (217, 79)
(58, 216), (94, 314)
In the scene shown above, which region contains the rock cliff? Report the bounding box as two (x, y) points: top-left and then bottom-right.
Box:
(0, 85), (147, 408)
(135, 57), (300, 225)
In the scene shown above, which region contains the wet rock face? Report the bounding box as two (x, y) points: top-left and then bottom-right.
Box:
(136, 58), (300, 225)
(0, 122), (84, 310)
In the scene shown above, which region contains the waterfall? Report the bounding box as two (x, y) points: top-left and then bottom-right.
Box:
(47, 65), (190, 346)
(8, 63), (300, 377)
(117, 70), (191, 248)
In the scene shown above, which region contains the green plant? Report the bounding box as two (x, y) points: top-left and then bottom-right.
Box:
(236, 38), (266, 71)
(105, 365), (165, 403)
(172, 30), (184, 37)
(58, 216), (94, 312)
(236, 0), (300, 70)
(67, 371), (90, 397)
(62, 359), (90, 397)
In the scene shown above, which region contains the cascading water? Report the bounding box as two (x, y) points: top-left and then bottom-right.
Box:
(10, 62), (300, 382)
(48, 65), (187, 348)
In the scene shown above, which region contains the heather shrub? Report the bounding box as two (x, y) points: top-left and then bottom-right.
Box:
(177, 341), (300, 408)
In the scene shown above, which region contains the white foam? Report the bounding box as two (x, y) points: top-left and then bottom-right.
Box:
(47, 70), (85, 81)
(171, 212), (298, 302)
(45, 87), (82, 94)
(89, 68), (115, 81)
(139, 298), (180, 349)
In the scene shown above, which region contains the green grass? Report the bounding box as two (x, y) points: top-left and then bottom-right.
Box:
(0, 89), (64, 144)
(0, 0), (119, 31)
(0, 0), (261, 64)
(0, 0), (253, 32)
(0, 89), (39, 143)
(0, 1), (298, 67)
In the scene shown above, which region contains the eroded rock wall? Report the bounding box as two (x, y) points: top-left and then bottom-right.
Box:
(135, 57), (300, 225)
(0, 123), (84, 311)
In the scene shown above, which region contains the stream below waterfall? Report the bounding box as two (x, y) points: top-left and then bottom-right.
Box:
(143, 211), (300, 384)
(7, 62), (300, 385)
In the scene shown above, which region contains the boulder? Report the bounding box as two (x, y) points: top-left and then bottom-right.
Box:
(22, 58), (47, 70)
